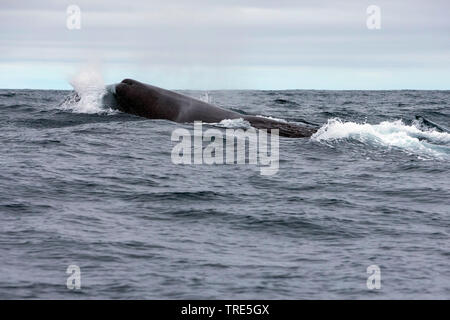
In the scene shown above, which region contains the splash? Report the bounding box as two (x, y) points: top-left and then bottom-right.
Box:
(212, 118), (251, 129)
(60, 65), (114, 114)
(312, 118), (450, 160)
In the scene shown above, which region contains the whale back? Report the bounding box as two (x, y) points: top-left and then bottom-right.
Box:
(111, 78), (317, 138)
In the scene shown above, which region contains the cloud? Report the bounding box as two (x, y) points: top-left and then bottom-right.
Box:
(0, 0), (449, 89)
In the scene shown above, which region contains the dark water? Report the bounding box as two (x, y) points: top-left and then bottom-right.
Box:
(0, 88), (449, 299)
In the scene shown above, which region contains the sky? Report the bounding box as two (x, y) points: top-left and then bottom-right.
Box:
(0, 0), (449, 90)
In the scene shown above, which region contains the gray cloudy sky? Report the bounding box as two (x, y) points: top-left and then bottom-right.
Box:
(0, 0), (449, 89)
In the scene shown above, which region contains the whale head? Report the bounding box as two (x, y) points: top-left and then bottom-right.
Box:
(111, 79), (156, 117)
(110, 79), (177, 120)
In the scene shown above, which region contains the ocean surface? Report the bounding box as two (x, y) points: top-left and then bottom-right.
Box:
(0, 84), (449, 299)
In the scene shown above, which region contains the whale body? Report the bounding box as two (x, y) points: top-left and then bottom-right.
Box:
(106, 79), (318, 138)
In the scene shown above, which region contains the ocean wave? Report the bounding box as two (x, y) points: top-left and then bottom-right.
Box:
(312, 118), (450, 160)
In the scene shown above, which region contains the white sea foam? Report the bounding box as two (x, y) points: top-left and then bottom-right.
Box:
(312, 118), (450, 160)
(211, 118), (252, 129)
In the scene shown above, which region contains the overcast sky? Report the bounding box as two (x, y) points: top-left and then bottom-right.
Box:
(1, 0), (449, 89)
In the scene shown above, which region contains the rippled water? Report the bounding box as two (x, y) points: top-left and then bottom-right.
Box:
(0, 87), (449, 299)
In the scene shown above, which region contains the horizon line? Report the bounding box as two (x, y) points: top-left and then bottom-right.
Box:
(1, 87), (449, 91)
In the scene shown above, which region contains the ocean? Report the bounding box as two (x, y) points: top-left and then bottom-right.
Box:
(0, 85), (449, 299)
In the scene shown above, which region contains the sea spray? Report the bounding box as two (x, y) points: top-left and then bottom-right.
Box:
(312, 118), (450, 160)
(60, 65), (114, 114)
